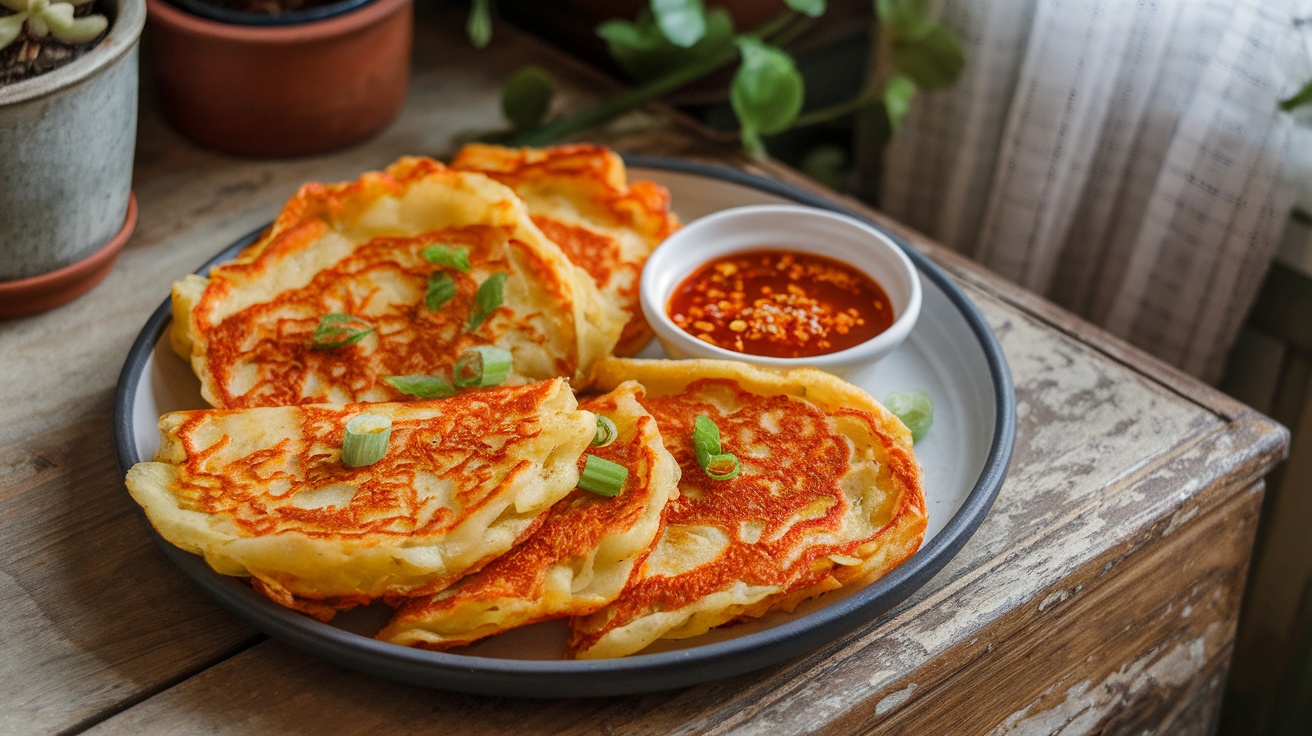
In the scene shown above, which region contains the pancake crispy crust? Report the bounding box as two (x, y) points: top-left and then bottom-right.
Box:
(172, 157), (625, 409)
(571, 358), (926, 659)
(452, 143), (680, 356)
(124, 379), (596, 609)
(378, 381), (680, 650)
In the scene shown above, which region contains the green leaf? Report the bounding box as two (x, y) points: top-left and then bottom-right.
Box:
(784, 0), (826, 18)
(876, 0), (935, 42)
(800, 144), (848, 191)
(1280, 80), (1312, 112)
(501, 66), (554, 132)
(730, 37), (805, 150)
(467, 272), (508, 332)
(598, 9), (734, 84)
(892, 25), (965, 91)
(883, 74), (916, 134)
(0, 14), (26, 51)
(467, 0), (492, 49)
(651, 0), (707, 48)
(425, 272), (457, 312)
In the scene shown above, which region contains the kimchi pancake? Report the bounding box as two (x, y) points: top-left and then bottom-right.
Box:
(570, 358), (926, 659)
(172, 157), (625, 409)
(378, 381), (679, 650)
(124, 378), (595, 609)
(451, 143), (679, 355)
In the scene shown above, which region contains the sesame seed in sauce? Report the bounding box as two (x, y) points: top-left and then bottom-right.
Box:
(666, 249), (894, 359)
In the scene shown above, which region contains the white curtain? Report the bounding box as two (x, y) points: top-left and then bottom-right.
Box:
(876, 0), (1303, 383)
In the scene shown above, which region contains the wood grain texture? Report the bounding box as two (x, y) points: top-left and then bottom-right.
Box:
(0, 6), (1288, 735)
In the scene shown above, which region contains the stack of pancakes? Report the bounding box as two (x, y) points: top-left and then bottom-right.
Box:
(125, 145), (927, 659)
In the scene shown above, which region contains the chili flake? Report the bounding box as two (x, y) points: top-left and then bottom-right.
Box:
(667, 249), (895, 359)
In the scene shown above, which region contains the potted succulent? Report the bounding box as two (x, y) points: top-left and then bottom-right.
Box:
(0, 0), (144, 318)
(144, 0), (411, 157)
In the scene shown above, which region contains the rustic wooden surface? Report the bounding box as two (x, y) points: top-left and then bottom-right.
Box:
(0, 8), (1288, 735)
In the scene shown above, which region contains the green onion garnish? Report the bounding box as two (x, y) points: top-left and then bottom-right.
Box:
(453, 346), (513, 388)
(692, 415), (741, 481)
(383, 374), (456, 399)
(342, 413), (392, 468)
(425, 272), (458, 312)
(592, 415), (617, 447)
(703, 453), (741, 481)
(311, 313), (374, 350)
(577, 454), (628, 497)
(467, 272), (508, 332)
(422, 244), (471, 272)
(884, 390), (934, 444)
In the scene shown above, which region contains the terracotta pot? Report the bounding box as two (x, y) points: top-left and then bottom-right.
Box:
(0, 0), (143, 311)
(145, 0), (412, 157)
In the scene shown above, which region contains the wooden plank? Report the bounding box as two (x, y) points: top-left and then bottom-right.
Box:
(845, 482), (1260, 735)
(0, 414), (259, 734)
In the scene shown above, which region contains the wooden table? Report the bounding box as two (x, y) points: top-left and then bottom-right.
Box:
(0, 11), (1288, 736)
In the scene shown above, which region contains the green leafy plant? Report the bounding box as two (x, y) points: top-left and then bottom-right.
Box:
(486, 0), (964, 158)
(0, 0), (107, 51)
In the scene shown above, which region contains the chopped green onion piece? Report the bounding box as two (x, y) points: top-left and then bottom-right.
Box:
(577, 454), (628, 497)
(692, 415), (740, 481)
(312, 313), (374, 349)
(342, 413), (392, 467)
(384, 374), (456, 399)
(467, 272), (508, 332)
(593, 415), (617, 447)
(704, 452), (741, 481)
(884, 390), (934, 443)
(425, 272), (458, 312)
(422, 244), (472, 273)
(454, 346), (513, 388)
(692, 414), (721, 470)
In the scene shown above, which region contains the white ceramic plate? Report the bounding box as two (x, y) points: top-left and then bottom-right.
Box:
(113, 158), (1014, 697)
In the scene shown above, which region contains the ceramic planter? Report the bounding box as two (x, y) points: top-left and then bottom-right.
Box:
(0, 0), (144, 316)
(145, 0), (412, 157)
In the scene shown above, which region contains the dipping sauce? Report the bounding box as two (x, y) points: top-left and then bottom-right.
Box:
(667, 249), (894, 359)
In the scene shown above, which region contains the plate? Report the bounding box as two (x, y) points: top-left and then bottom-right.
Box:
(112, 157), (1015, 697)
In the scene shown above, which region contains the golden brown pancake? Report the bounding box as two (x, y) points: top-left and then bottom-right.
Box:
(124, 378), (595, 616)
(569, 358), (926, 659)
(378, 381), (680, 650)
(451, 143), (680, 355)
(172, 157), (626, 409)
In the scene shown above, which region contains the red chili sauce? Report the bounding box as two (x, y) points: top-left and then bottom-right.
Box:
(666, 249), (894, 359)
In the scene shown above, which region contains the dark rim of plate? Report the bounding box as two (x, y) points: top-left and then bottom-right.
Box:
(112, 156), (1016, 698)
(163, 0), (375, 27)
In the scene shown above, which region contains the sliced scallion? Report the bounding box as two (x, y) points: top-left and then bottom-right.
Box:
(342, 413), (392, 468)
(703, 453), (741, 481)
(425, 272), (458, 312)
(422, 244), (472, 273)
(384, 374), (456, 399)
(883, 390), (934, 444)
(453, 346), (513, 388)
(592, 415), (617, 447)
(312, 313), (374, 350)
(467, 272), (508, 332)
(577, 454), (628, 497)
(692, 415), (740, 481)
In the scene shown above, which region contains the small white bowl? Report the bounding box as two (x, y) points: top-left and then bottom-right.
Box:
(640, 204), (922, 375)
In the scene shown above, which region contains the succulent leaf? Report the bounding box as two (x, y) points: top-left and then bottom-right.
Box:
(0, 13), (26, 50)
(28, 13), (48, 37)
(0, 0), (29, 13)
(42, 2), (104, 43)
